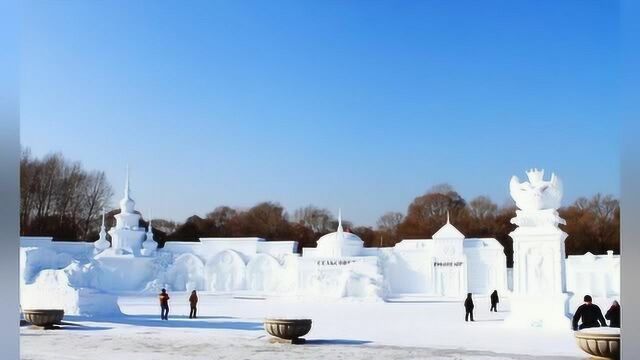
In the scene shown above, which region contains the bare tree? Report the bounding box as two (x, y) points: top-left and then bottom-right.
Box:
(152, 219), (179, 234)
(376, 212), (404, 232)
(80, 171), (113, 238)
(206, 206), (238, 228)
(468, 196), (498, 220)
(292, 205), (334, 233)
(20, 149), (114, 240)
(20, 148), (35, 233)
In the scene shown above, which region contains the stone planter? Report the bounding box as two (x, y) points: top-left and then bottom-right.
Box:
(23, 309), (64, 329)
(575, 327), (620, 359)
(264, 318), (312, 344)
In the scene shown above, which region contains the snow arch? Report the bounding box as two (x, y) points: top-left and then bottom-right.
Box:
(205, 250), (246, 292)
(246, 254), (283, 293)
(166, 253), (205, 291)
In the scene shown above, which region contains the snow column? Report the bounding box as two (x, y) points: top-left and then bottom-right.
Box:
(505, 170), (572, 329)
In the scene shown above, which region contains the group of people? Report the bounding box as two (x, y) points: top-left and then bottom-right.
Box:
(572, 295), (620, 330)
(158, 288), (621, 329)
(462, 291), (621, 330)
(158, 288), (199, 320)
(463, 290), (500, 322)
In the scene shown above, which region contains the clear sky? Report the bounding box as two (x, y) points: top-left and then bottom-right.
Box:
(21, 1), (619, 226)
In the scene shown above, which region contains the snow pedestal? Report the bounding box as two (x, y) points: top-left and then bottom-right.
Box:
(506, 213), (571, 329)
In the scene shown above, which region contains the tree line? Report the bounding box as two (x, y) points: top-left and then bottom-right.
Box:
(20, 149), (113, 240)
(20, 150), (619, 266)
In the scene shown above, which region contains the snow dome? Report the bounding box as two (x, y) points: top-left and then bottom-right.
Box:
(315, 209), (364, 258)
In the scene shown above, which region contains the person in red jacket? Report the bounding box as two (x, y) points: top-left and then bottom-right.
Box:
(189, 290), (198, 319)
(159, 288), (170, 320)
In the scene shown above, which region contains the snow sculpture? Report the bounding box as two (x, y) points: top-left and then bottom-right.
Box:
(166, 253), (205, 291)
(509, 168), (563, 211)
(94, 210), (110, 253)
(20, 247), (74, 284)
(108, 166), (145, 255)
(205, 250), (246, 292)
(21, 263), (121, 316)
(141, 219), (158, 256)
(246, 254), (283, 293)
(431, 213), (468, 297)
(344, 260), (384, 299)
(507, 169), (570, 329)
(316, 209), (364, 257)
(93, 167), (156, 291)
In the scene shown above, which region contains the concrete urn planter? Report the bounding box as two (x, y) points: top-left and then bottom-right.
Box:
(264, 318), (312, 344)
(575, 327), (620, 359)
(23, 309), (64, 329)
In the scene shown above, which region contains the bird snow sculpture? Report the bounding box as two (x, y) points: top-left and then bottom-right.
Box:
(509, 169), (563, 211)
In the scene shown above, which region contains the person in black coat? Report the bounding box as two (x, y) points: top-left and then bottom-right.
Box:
(490, 290), (499, 312)
(464, 293), (474, 322)
(189, 290), (198, 319)
(605, 300), (620, 328)
(572, 295), (607, 330)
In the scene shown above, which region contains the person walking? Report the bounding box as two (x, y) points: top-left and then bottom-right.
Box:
(572, 295), (607, 330)
(159, 288), (170, 320)
(189, 290), (198, 319)
(490, 290), (499, 312)
(464, 293), (475, 322)
(605, 300), (620, 328)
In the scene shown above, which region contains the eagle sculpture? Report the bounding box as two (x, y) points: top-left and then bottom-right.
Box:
(509, 169), (563, 211)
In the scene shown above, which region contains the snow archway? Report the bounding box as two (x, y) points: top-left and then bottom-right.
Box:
(205, 250), (246, 292)
(166, 253), (205, 291)
(246, 254), (283, 293)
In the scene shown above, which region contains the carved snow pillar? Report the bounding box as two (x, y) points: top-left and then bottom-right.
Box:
(511, 210), (568, 296)
(505, 169), (571, 329)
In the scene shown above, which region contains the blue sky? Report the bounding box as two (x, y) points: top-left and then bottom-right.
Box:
(21, 1), (619, 226)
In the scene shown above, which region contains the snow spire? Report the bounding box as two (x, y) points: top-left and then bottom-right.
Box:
(336, 208), (344, 243)
(119, 165), (135, 213)
(142, 208), (158, 255)
(147, 209), (153, 232)
(124, 164), (131, 199)
(94, 207), (110, 252)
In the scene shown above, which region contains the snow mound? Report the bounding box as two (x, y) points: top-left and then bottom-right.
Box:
(21, 265), (121, 316)
(303, 260), (383, 300)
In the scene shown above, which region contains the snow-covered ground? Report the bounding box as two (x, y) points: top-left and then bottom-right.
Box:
(21, 293), (587, 360)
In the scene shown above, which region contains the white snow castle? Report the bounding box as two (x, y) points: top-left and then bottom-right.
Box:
(20, 168), (619, 326)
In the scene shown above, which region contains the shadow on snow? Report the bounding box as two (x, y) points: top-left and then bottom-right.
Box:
(305, 339), (372, 345)
(64, 314), (263, 331)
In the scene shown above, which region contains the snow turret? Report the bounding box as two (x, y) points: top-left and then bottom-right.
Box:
(141, 218), (158, 256)
(94, 209), (111, 252)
